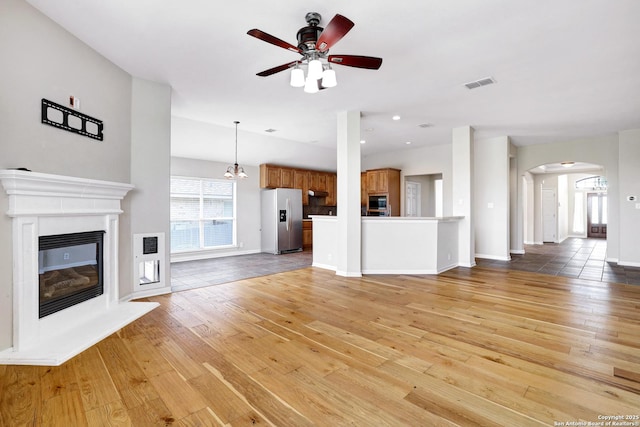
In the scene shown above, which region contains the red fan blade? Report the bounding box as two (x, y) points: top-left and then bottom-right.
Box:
(328, 55), (383, 70)
(256, 61), (299, 77)
(247, 29), (301, 54)
(316, 14), (354, 52)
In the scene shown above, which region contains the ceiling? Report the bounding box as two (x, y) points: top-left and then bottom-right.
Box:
(26, 0), (640, 168)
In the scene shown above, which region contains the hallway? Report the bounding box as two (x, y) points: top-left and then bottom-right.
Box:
(476, 237), (640, 285)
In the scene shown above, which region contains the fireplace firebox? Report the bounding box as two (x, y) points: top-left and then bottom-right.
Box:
(39, 231), (105, 318)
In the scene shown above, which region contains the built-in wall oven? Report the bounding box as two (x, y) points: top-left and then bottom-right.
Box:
(367, 194), (389, 216)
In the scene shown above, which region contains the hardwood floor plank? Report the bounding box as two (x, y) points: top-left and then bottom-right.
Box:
(148, 371), (208, 420)
(72, 346), (121, 412)
(40, 389), (88, 427)
(0, 365), (42, 426)
(84, 400), (132, 427)
(2, 265), (640, 425)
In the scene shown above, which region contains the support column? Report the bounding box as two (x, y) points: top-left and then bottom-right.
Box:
(452, 126), (475, 267)
(336, 111), (362, 277)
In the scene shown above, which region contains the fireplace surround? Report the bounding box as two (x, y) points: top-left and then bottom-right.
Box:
(0, 169), (159, 365)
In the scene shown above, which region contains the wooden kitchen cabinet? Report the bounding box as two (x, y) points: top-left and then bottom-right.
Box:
(294, 169), (310, 205)
(361, 172), (367, 206)
(280, 168), (294, 188)
(309, 171), (327, 192)
(261, 164), (336, 207)
(325, 173), (337, 206)
(303, 220), (313, 249)
(366, 168), (399, 194)
(259, 164), (294, 189)
(366, 168), (401, 216)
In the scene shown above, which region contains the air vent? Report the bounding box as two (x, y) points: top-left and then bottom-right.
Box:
(464, 77), (496, 90)
(264, 128), (277, 133)
(418, 123), (433, 128)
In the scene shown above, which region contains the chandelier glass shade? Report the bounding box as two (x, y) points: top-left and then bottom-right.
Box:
(224, 121), (248, 179)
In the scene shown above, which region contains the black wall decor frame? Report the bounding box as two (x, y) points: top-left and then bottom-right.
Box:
(41, 98), (104, 141)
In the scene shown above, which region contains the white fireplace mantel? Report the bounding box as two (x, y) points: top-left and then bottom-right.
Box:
(0, 169), (159, 366)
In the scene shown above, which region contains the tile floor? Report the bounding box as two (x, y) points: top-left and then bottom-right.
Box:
(171, 238), (640, 292)
(171, 250), (313, 292)
(476, 237), (640, 285)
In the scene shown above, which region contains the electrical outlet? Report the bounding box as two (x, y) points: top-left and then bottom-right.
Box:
(63, 253), (70, 260)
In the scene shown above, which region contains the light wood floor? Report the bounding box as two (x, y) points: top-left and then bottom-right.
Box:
(2, 266), (640, 426)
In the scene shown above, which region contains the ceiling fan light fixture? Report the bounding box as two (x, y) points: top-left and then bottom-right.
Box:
(290, 66), (305, 87)
(304, 76), (319, 93)
(307, 58), (323, 80)
(321, 67), (337, 88)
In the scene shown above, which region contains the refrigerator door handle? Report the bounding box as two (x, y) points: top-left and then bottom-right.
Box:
(286, 198), (290, 231)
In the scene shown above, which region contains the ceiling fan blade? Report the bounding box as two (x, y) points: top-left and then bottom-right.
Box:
(247, 29), (301, 54)
(256, 61), (299, 77)
(328, 55), (383, 70)
(316, 14), (354, 52)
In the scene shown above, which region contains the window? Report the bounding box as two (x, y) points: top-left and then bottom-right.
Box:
(572, 192), (584, 234)
(575, 176), (607, 190)
(170, 177), (235, 252)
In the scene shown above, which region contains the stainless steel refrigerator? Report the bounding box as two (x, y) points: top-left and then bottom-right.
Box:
(261, 188), (303, 254)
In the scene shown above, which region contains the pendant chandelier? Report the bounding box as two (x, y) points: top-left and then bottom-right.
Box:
(224, 121), (248, 179)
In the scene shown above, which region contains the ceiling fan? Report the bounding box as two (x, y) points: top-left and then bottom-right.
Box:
(247, 12), (383, 93)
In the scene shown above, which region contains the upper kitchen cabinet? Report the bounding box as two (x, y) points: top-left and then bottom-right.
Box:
(325, 173), (337, 206)
(309, 171), (328, 192)
(366, 168), (401, 216)
(294, 169), (310, 205)
(361, 172), (367, 206)
(259, 164), (294, 189)
(366, 168), (400, 194)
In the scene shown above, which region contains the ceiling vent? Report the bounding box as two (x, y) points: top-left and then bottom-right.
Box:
(264, 128), (277, 133)
(464, 77), (496, 90)
(418, 123), (433, 128)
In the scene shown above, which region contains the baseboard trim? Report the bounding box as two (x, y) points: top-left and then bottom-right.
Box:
(476, 254), (511, 261)
(171, 248), (260, 263)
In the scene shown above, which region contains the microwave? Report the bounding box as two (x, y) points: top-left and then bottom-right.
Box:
(368, 195), (387, 210)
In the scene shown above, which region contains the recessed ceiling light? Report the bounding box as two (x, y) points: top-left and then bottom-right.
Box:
(392, 115), (401, 121)
(418, 123), (433, 128)
(360, 140), (366, 144)
(405, 141), (412, 145)
(264, 128), (277, 133)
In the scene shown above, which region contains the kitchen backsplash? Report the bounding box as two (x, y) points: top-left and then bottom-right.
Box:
(303, 196), (336, 218)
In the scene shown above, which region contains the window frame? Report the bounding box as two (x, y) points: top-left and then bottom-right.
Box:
(170, 176), (237, 253)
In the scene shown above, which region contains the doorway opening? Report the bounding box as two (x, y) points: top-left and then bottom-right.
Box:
(587, 193), (607, 238)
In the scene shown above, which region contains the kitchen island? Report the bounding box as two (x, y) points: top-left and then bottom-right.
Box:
(311, 216), (463, 274)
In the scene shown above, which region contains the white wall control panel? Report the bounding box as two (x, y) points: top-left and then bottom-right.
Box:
(133, 232), (166, 292)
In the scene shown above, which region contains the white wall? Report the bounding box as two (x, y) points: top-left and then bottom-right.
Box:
(474, 136), (510, 260)
(170, 157), (261, 261)
(558, 175), (569, 242)
(128, 78), (172, 298)
(618, 129), (640, 266)
(0, 0), (133, 350)
(362, 144), (452, 216)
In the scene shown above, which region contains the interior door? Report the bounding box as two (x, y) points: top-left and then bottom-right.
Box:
(405, 181), (420, 217)
(542, 188), (557, 243)
(587, 193), (607, 238)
